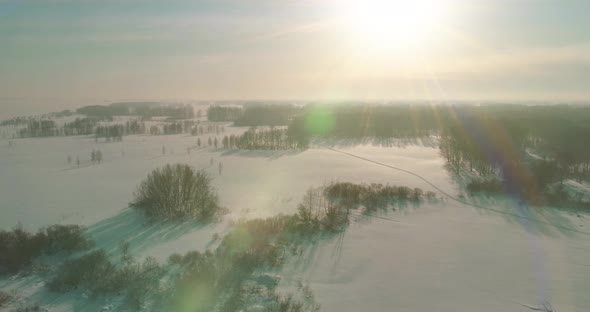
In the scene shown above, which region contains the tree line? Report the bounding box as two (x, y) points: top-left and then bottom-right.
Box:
(14, 117), (201, 140)
(282, 104), (590, 186)
(14, 117), (147, 139)
(234, 104), (302, 126)
(77, 102), (194, 119)
(207, 105), (243, 121)
(436, 105), (590, 206)
(219, 127), (309, 150)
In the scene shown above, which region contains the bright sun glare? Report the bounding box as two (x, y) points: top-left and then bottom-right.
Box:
(337, 0), (448, 49)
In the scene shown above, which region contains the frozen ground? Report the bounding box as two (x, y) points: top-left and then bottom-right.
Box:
(0, 130), (589, 311)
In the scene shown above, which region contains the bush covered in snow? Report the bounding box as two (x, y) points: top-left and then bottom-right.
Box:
(130, 164), (220, 221)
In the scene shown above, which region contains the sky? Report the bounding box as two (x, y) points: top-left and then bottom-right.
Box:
(1, 0), (589, 112)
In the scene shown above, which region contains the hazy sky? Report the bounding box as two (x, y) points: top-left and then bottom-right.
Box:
(1, 0), (589, 105)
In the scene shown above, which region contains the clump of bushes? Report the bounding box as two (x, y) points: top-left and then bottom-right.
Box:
(43, 224), (95, 253)
(0, 298), (43, 312)
(130, 164), (220, 220)
(13, 303), (42, 312)
(296, 187), (349, 232)
(545, 185), (590, 210)
(0, 290), (13, 308)
(166, 215), (320, 312)
(48, 248), (164, 309)
(296, 183), (435, 232)
(47, 249), (115, 292)
(237, 280), (320, 312)
(263, 292), (319, 312)
(465, 172), (590, 210)
(325, 182), (434, 209)
(466, 178), (504, 196)
(0, 224), (94, 274)
(46, 212), (329, 311)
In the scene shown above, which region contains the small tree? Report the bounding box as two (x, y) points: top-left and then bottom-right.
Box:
(297, 188), (321, 223)
(96, 150), (102, 163)
(0, 291), (12, 308)
(130, 164), (220, 220)
(222, 136), (229, 149)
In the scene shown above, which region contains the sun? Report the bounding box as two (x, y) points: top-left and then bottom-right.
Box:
(336, 0), (448, 49)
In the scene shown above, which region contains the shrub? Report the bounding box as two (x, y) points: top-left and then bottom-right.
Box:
(296, 188), (348, 232)
(324, 182), (362, 207)
(47, 249), (116, 292)
(167, 253), (183, 266)
(296, 188), (322, 225)
(425, 191), (437, 200)
(14, 304), (42, 312)
(130, 164), (220, 220)
(44, 225), (94, 253)
(298, 183), (433, 231)
(411, 188), (424, 200)
(530, 160), (562, 188)
(0, 290), (12, 308)
(397, 186), (411, 199)
(0, 224), (93, 274)
(48, 249), (165, 309)
(466, 178), (504, 195)
(171, 216), (306, 312)
(324, 182), (431, 212)
(0, 225), (44, 273)
(116, 257), (164, 309)
(264, 294), (304, 312)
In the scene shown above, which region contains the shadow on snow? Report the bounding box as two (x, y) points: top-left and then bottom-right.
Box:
(88, 208), (209, 257)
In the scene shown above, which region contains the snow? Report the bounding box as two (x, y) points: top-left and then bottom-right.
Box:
(287, 201), (590, 311)
(1, 130), (589, 311)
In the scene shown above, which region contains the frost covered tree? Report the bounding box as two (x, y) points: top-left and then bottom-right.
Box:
(130, 164), (220, 220)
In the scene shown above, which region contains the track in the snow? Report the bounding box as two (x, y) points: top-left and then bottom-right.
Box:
(316, 144), (590, 237)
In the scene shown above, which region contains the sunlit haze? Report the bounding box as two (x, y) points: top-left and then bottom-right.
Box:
(335, 0), (449, 49)
(1, 0), (589, 112)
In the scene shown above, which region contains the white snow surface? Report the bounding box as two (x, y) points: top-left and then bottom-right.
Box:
(0, 131), (589, 311)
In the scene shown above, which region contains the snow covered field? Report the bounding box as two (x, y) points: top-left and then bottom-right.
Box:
(1, 130), (589, 311)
